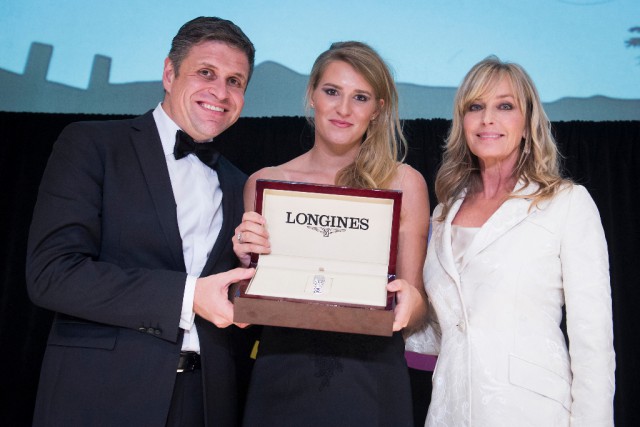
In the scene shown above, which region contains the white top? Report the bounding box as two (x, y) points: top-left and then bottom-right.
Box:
(451, 225), (480, 271)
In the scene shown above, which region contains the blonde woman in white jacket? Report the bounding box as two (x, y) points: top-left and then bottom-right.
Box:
(406, 56), (615, 427)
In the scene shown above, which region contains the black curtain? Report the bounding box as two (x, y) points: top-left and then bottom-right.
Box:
(1, 112), (638, 426)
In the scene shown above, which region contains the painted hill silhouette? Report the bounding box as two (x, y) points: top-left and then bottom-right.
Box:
(1, 42), (639, 121)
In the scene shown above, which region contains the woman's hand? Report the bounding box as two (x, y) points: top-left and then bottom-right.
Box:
(388, 278), (428, 332)
(233, 211), (271, 267)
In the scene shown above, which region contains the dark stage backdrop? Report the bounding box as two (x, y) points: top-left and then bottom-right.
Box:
(1, 112), (638, 426)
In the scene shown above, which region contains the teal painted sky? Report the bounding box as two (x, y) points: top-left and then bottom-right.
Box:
(2, 0), (639, 102)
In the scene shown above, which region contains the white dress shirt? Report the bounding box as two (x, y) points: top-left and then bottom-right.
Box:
(153, 104), (224, 353)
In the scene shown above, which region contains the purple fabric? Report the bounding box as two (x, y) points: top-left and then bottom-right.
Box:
(405, 351), (437, 371)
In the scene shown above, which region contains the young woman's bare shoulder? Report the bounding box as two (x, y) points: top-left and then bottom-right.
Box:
(249, 165), (289, 182)
(391, 163), (428, 193)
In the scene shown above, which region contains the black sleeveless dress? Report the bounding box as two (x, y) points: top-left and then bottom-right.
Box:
(241, 326), (413, 427)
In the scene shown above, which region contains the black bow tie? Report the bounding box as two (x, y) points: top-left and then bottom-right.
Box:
(173, 130), (220, 169)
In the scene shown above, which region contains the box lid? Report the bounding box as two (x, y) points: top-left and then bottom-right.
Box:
(250, 179), (402, 278)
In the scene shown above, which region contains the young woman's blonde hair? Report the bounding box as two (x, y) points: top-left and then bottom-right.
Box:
(305, 41), (406, 189)
(435, 55), (568, 220)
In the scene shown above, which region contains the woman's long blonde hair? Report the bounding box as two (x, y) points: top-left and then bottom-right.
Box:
(435, 55), (568, 220)
(305, 41), (406, 189)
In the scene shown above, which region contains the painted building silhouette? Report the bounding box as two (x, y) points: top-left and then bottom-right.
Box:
(1, 42), (638, 120)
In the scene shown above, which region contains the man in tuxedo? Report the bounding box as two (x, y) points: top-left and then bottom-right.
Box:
(26, 17), (255, 426)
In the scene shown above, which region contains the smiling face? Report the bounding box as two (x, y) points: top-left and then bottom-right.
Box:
(463, 76), (526, 169)
(310, 60), (382, 152)
(162, 40), (250, 141)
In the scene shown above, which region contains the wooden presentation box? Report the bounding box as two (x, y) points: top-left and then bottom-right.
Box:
(233, 179), (402, 336)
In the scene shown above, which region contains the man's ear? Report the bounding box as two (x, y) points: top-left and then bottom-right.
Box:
(162, 57), (175, 93)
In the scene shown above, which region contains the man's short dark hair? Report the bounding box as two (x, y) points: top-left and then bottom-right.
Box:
(168, 16), (256, 82)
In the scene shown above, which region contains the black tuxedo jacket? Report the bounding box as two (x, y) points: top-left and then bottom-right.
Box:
(26, 111), (247, 426)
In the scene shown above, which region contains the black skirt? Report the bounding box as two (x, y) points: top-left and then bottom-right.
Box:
(242, 326), (413, 427)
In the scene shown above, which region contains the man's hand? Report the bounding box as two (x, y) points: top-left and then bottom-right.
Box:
(193, 267), (255, 328)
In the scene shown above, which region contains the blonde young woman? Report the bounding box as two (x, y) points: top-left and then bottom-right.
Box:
(406, 56), (615, 426)
(233, 42), (430, 426)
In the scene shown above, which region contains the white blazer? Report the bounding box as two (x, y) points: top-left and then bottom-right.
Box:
(406, 182), (615, 427)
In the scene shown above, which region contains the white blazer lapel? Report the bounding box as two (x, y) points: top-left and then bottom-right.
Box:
(433, 197), (465, 284)
(459, 181), (538, 271)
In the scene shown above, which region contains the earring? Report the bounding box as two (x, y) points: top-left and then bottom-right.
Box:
(310, 102), (315, 109)
(522, 137), (530, 155)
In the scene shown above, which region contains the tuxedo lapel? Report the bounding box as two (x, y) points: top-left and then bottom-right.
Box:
(201, 156), (242, 276)
(129, 112), (185, 270)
